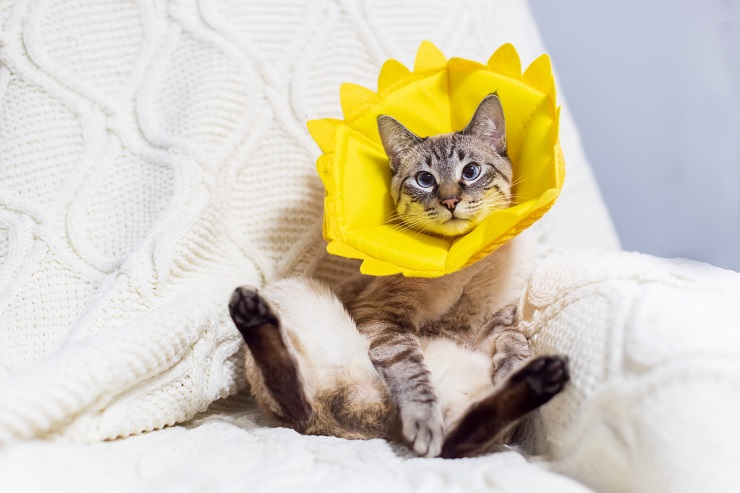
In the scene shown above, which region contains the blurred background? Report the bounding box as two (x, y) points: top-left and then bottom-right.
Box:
(529, 0), (740, 271)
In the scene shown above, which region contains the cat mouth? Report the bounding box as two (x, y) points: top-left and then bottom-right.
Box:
(444, 210), (470, 221)
(436, 216), (476, 236)
(443, 216), (468, 225)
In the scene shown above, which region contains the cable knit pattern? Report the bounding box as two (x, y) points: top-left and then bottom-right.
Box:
(4, 3), (735, 492)
(521, 250), (740, 493)
(0, 0), (618, 447)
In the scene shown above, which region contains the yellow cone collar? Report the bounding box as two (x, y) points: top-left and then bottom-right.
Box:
(308, 42), (564, 278)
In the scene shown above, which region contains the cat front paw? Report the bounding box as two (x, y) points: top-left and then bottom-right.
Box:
(399, 402), (445, 457)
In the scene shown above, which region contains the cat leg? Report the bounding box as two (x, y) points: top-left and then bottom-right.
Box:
(355, 324), (443, 456)
(256, 278), (391, 440)
(439, 355), (569, 459)
(229, 286), (313, 430)
(351, 292), (446, 458)
(473, 304), (531, 384)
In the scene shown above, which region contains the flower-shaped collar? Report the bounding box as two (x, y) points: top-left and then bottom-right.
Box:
(308, 42), (564, 278)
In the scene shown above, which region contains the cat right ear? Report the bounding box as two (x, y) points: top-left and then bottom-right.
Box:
(377, 115), (422, 171)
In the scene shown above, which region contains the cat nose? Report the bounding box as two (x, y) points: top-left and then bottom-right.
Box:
(441, 197), (460, 211)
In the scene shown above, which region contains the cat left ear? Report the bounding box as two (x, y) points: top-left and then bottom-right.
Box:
(377, 115), (423, 171)
(462, 93), (507, 155)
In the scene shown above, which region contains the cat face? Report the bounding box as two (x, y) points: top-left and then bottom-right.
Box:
(377, 94), (513, 236)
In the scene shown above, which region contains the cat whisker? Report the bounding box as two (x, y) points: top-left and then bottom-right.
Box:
(376, 214), (433, 243)
(477, 200), (512, 211)
(396, 215), (437, 240)
(509, 172), (532, 189)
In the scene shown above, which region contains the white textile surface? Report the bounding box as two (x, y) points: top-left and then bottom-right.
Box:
(0, 0), (628, 491)
(0, 394), (593, 493)
(522, 250), (740, 493)
(0, 0), (616, 444)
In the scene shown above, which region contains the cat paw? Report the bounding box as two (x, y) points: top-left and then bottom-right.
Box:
(229, 286), (279, 335)
(509, 355), (569, 407)
(399, 402), (445, 457)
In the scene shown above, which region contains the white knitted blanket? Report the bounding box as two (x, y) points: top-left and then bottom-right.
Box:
(3, 250), (739, 493)
(0, 0), (617, 444)
(0, 393), (594, 493)
(523, 251), (740, 492)
(4, 3), (739, 491)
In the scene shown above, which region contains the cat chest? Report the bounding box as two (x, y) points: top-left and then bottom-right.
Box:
(446, 275), (517, 329)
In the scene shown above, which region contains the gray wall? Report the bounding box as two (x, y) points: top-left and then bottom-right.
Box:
(529, 0), (740, 271)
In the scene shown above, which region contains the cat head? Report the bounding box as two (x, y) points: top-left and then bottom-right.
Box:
(377, 93), (513, 237)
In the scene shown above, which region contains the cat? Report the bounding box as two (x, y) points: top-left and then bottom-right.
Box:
(228, 93), (569, 458)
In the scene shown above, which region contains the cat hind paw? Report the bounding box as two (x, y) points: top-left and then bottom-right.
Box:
(510, 355), (569, 406)
(229, 286), (280, 335)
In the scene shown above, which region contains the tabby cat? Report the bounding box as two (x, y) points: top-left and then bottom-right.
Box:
(229, 93), (568, 458)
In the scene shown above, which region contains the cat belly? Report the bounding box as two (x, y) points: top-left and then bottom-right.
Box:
(421, 338), (495, 427)
(254, 277), (495, 440)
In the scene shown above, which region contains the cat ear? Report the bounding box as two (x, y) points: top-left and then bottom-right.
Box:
(377, 115), (423, 170)
(462, 93), (507, 155)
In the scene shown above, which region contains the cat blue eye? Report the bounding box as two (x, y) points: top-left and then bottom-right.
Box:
(416, 171), (436, 188)
(461, 163), (481, 181)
